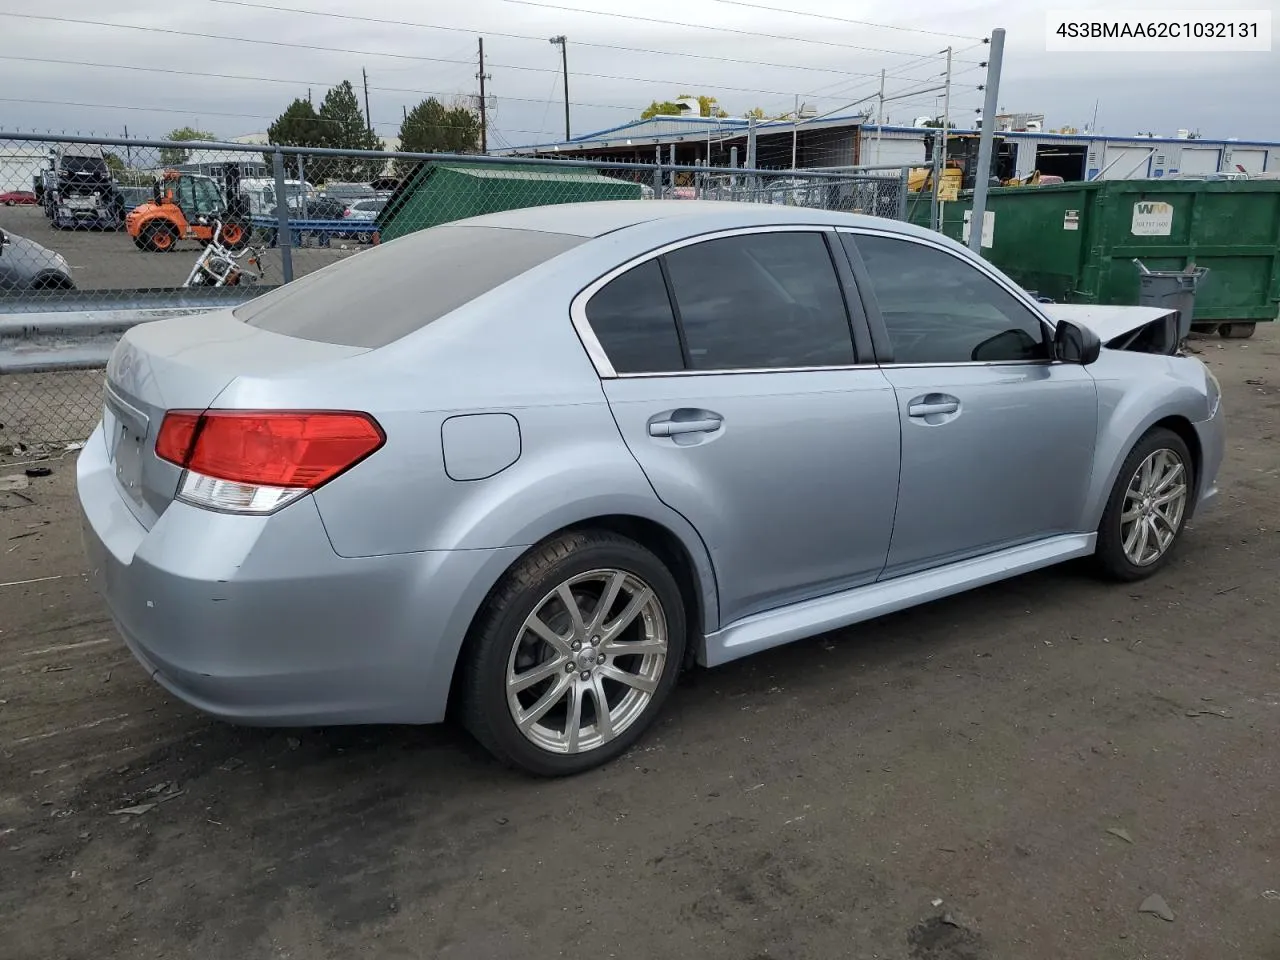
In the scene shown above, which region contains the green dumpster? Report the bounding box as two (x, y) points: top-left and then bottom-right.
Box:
(376, 162), (642, 242)
(908, 179), (1280, 337)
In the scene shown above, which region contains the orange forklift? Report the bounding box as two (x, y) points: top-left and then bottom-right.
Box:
(126, 168), (250, 252)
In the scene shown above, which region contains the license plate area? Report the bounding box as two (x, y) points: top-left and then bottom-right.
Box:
(104, 388), (150, 507)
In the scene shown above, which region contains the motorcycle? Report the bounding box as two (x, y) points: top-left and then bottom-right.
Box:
(182, 220), (264, 287)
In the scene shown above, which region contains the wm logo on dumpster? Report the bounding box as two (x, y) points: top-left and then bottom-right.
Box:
(1131, 201), (1174, 237)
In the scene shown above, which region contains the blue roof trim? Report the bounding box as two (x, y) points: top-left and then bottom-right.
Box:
(498, 115), (1280, 154)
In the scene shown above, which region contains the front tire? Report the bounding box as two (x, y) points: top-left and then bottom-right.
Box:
(1095, 427), (1194, 582)
(461, 530), (687, 776)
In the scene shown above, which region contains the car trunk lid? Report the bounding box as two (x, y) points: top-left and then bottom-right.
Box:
(102, 309), (369, 529)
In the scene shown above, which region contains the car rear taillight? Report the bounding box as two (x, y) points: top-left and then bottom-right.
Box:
(156, 410), (384, 514)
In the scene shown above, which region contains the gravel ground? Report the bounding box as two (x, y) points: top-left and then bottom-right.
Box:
(1, 329), (1278, 960)
(0, 204), (357, 292)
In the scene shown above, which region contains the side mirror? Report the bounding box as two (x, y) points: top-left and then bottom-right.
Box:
(0, 228), (6, 253)
(1053, 319), (1101, 365)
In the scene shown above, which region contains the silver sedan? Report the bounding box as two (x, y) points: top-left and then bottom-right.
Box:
(77, 200), (1224, 776)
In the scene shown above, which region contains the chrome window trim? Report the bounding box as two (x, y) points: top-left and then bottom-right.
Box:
(570, 224), (859, 380)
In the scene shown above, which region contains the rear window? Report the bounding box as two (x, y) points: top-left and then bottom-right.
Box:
(235, 225), (584, 348)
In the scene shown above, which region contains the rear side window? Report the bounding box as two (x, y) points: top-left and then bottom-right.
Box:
(663, 232), (855, 370)
(236, 226), (584, 348)
(585, 260), (685, 374)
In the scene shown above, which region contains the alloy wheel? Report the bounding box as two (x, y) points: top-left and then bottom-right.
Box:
(1120, 448), (1188, 566)
(506, 568), (668, 755)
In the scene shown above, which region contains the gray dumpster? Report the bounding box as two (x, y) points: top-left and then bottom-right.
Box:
(1133, 260), (1208, 342)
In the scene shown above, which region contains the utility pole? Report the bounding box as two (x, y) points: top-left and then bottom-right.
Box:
(123, 125), (131, 168)
(874, 68), (885, 164)
(477, 38), (490, 154)
(361, 67), (373, 135)
(549, 35), (569, 141)
(969, 28), (1005, 254)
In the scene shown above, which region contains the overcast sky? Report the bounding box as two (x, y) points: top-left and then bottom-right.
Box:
(1, 0), (1277, 147)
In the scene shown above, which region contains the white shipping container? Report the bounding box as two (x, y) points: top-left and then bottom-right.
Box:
(0, 153), (46, 194)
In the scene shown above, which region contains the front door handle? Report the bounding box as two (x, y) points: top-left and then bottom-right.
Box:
(907, 394), (960, 418)
(648, 416), (723, 437)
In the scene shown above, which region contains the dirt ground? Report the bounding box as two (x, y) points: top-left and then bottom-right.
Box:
(2, 328), (1278, 960)
(0, 204), (355, 292)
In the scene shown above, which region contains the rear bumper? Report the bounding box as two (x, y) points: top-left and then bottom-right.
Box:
(76, 424), (521, 725)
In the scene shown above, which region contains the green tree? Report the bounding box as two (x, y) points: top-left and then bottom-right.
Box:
(317, 81), (382, 180)
(743, 107), (768, 121)
(160, 126), (215, 165)
(396, 97), (481, 174)
(641, 93), (727, 119)
(267, 98), (327, 178)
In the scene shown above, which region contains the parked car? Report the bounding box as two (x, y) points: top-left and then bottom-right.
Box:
(77, 201), (1224, 776)
(344, 197), (386, 242)
(116, 185), (154, 213)
(0, 190), (37, 206)
(0, 227), (75, 291)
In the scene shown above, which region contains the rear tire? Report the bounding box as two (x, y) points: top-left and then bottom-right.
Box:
(1095, 427), (1194, 582)
(142, 222), (178, 252)
(460, 530), (687, 777)
(1218, 322), (1256, 339)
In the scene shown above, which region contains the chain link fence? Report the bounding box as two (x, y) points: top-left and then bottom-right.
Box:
(1, 132), (911, 451)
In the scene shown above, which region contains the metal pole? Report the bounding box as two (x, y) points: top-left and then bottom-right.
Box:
(272, 149), (294, 283)
(791, 94), (799, 171)
(929, 128), (943, 231)
(123, 125), (132, 168)
(746, 116), (758, 195)
(968, 27), (1005, 254)
(938, 46), (952, 232)
(297, 154), (307, 220)
(730, 146), (739, 197)
(362, 67), (373, 136)
(653, 144), (662, 199)
(549, 36), (570, 142)
(478, 39), (488, 154)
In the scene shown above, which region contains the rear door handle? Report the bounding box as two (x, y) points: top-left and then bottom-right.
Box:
(648, 416), (723, 437)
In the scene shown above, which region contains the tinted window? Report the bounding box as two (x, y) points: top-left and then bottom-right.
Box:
(663, 232), (854, 370)
(236, 225), (583, 348)
(585, 259), (684, 373)
(848, 234), (1048, 364)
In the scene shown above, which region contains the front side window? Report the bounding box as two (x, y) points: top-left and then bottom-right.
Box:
(662, 231), (855, 370)
(846, 234), (1049, 365)
(192, 179), (223, 215)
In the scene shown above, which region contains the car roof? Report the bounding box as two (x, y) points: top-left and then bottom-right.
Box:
(448, 199), (938, 242)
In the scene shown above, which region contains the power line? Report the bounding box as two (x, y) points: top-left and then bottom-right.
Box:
(703, 0), (984, 41)
(0, 12), (923, 102)
(0, 54), (649, 114)
(206, 0), (954, 85)
(0, 97), (546, 136)
(500, 0), (985, 63)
